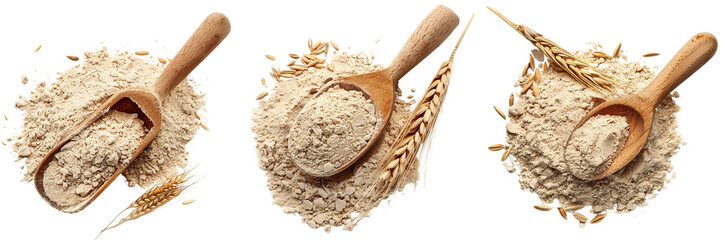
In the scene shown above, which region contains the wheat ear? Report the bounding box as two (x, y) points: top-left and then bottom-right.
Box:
(487, 7), (616, 96)
(367, 14), (473, 199)
(96, 169), (195, 239)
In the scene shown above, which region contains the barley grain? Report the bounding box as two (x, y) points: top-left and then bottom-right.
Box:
(613, 42), (622, 58)
(534, 205), (552, 211)
(135, 51), (149, 56)
(558, 207), (568, 220)
(66, 55), (79, 61)
(592, 51), (611, 59)
(565, 204), (584, 212)
(494, 106), (506, 120)
(501, 147), (511, 161)
(265, 54), (276, 60)
(573, 212), (588, 223)
(590, 213), (606, 224)
(643, 52), (659, 57)
(488, 144), (505, 151)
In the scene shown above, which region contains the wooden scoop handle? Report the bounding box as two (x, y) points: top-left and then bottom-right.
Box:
(386, 5), (459, 84)
(153, 12), (231, 100)
(640, 32), (717, 106)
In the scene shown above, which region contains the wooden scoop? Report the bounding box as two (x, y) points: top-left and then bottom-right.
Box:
(290, 5), (459, 177)
(566, 32), (717, 180)
(33, 13), (230, 213)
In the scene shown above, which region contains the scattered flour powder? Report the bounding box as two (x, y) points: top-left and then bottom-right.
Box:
(505, 48), (682, 213)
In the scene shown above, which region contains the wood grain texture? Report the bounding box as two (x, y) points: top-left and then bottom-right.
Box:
(153, 12), (230, 101)
(569, 33), (717, 180)
(34, 13), (230, 213)
(294, 5), (458, 177)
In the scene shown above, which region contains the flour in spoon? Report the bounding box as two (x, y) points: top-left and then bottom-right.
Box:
(42, 110), (146, 206)
(288, 85), (379, 175)
(564, 114), (629, 179)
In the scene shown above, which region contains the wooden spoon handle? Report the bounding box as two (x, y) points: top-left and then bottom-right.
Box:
(641, 32), (717, 106)
(153, 12), (231, 100)
(386, 5), (459, 84)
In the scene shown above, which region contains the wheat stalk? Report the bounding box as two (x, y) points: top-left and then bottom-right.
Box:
(96, 169), (196, 239)
(363, 14), (473, 203)
(487, 7), (617, 96)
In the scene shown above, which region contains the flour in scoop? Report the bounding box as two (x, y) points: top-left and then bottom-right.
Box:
(564, 114), (629, 179)
(288, 85), (379, 174)
(42, 110), (147, 206)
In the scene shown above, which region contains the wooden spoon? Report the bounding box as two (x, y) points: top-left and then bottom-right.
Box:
(289, 5), (459, 177)
(566, 32), (717, 180)
(33, 13), (230, 213)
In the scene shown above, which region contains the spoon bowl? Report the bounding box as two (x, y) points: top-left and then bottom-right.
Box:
(290, 5), (459, 177)
(567, 32), (717, 180)
(33, 12), (230, 213)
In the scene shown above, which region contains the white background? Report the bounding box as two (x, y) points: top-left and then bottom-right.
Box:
(0, 0), (719, 239)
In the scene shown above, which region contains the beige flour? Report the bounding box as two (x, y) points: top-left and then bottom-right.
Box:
(252, 52), (415, 231)
(564, 114), (629, 179)
(505, 48), (681, 213)
(42, 110), (146, 206)
(13, 48), (205, 188)
(288, 85), (379, 174)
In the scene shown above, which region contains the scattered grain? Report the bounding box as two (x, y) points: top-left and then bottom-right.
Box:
(256, 91), (269, 100)
(66, 55), (79, 61)
(573, 212), (588, 223)
(35, 45), (42, 52)
(266, 54), (276, 60)
(330, 40), (339, 50)
(158, 57), (167, 64)
(558, 207), (567, 220)
(509, 93), (514, 106)
(135, 50), (149, 56)
(592, 51), (611, 59)
(534, 205), (552, 211)
(590, 213), (606, 224)
(199, 122), (209, 131)
(494, 106), (507, 120)
(501, 147), (511, 161)
(565, 204), (584, 212)
(613, 42), (622, 58)
(643, 52), (660, 57)
(529, 54), (535, 71)
(521, 63), (529, 76)
(182, 199), (195, 205)
(488, 144), (505, 151)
